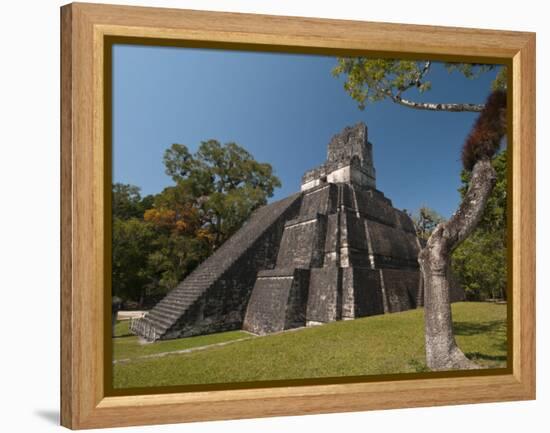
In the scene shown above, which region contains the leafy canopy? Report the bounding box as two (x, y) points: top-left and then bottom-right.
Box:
(162, 140), (281, 245)
(111, 140), (281, 304)
(112, 216), (156, 303)
(332, 59), (506, 110)
(164, 140), (280, 196)
(112, 183), (154, 220)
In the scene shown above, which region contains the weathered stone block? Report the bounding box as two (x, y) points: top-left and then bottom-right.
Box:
(366, 219), (420, 269)
(341, 267), (384, 319)
(326, 123), (376, 187)
(243, 268), (310, 335)
(342, 211), (370, 252)
(301, 123), (376, 191)
(276, 214), (327, 269)
(380, 268), (420, 312)
(299, 183), (338, 218)
(323, 213), (340, 266)
(353, 186), (396, 225)
(395, 209), (417, 234)
(306, 266), (342, 324)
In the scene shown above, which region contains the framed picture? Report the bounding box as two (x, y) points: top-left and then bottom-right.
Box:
(60, 2), (535, 429)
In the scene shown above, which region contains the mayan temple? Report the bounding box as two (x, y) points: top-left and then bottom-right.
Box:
(130, 123), (424, 341)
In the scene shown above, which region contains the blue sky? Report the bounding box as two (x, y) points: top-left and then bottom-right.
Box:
(112, 45), (502, 218)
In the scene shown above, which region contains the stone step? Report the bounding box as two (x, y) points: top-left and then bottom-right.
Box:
(182, 278), (213, 286)
(163, 288), (201, 298)
(170, 292), (201, 300)
(135, 317), (164, 336)
(130, 318), (160, 341)
(147, 310), (180, 322)
(161, 297), (197, 307)
(143, 314), (173, 330)
(154, 303), (190, 316)
(162, 288), (204, 300)
(156, 294), (197, 311)
(156, 296), (192, 306)
(174, 281), (212, 290)
(160, 294), (200, 306)
(146, 307), (181, 321)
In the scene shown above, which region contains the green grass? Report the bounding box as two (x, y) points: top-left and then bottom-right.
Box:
(113, 302), (507, 389)
(113, 321), (250, 361)
(113, 320), (132, 338)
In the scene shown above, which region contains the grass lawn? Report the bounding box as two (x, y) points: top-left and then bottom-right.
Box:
(113, 320), (250, 361)
(113, 302), (507, 389)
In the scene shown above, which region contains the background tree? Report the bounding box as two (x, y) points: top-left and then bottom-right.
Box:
(163, 140), (281, 247)
(412, 207), (446, 241)
(112, 183), (154, 220)
(452, 150), (507, 301)
(111, 183), (158, 306)
(112, 217), (155, 306)
(334, 58), (507, 370)
(111, 141), (281, 306)
(143, 182), (213, 294)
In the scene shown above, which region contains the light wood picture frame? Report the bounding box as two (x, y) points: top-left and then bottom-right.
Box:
(60, 2), (536, 429)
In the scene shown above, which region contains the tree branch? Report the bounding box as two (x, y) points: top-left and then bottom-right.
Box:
(396, 60), (432, 98)
(417, 60), (432, 83)
(430, 158), (497, 254)
(391, 95), (485, 112)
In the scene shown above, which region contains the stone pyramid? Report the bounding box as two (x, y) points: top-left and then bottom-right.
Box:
(131, 123), (423, 341)
(243, 123), (422, 334)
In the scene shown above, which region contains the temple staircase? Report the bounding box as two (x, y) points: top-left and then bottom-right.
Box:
(130, 193), (301, 341)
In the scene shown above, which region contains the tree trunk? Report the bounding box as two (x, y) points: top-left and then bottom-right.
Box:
(419, 158), (497, 370)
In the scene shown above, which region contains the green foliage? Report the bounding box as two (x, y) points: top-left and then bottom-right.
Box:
(164, 140), (280, 198)
(162, 140), (281, 246)
(443, 63), (496, 79)
(146, 230), (212, 294)
(491, 67), (508, 91)
(112, 217), (156, 303)
(451, 231), (507, 300)
(412, 206), (446, 241)
(332, 58), (502, 110)
(111, 141), (280, 305)
(452, 150), (507, 300)
(332, 58), (432, 109)
(112, 183), (153, 219)
(113, 302), (507, 388)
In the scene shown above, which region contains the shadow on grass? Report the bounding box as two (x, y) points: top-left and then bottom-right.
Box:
(465, 352), (507, 362)
(496, 340), (509, 353)
(455, 320), (507, 365)
(453, 320), (504, 336)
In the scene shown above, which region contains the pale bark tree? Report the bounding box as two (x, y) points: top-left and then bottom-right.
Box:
(334, 59), (507, 370)
(390, 96), (484, 112)
(420, 90), (507, 369)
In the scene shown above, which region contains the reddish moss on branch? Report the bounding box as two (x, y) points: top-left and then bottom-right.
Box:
(462, 90), (507, 171)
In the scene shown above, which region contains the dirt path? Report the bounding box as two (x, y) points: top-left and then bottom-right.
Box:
(113, 336), (254, 364)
